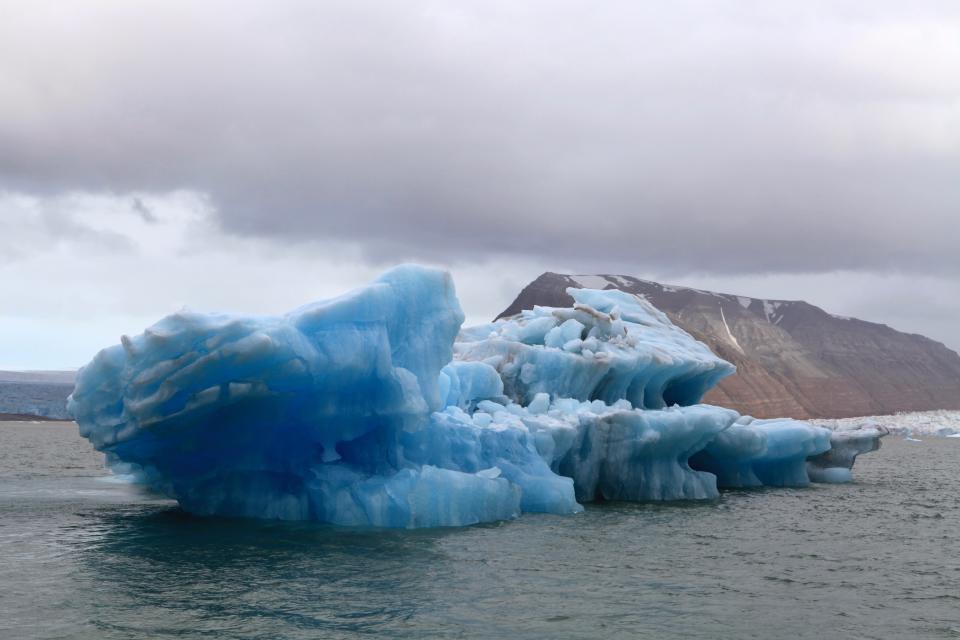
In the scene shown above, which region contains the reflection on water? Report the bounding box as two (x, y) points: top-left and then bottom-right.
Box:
(76, 507), (465, 638)
(2, 422), (960, 639)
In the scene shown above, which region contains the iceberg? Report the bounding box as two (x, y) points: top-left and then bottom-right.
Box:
(68, 266), (575, 527)
(806, 424), (889, 483)
(455, 288), (734, 408)
(68, 266), (883, 528)
(689, 417), (832, 488)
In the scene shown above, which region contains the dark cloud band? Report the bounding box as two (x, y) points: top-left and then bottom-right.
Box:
(0, 1), (957, 276)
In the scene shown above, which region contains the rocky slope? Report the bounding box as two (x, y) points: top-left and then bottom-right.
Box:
(498, 273), (960, 419)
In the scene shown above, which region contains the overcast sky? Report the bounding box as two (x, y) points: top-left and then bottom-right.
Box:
(1, 1), (958, 368)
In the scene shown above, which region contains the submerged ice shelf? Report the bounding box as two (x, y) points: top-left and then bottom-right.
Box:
(68, 266), (885, 528)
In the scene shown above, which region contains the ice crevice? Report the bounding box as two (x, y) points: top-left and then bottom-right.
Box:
(68, 265), (885, 528)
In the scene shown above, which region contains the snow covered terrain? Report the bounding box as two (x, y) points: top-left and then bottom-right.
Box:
(68, 266), (885, 528)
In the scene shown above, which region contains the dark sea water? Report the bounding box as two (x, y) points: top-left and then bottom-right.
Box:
(1, 422), (958, 640)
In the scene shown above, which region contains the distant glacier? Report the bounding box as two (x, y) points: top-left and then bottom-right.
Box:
(814, 410), (960, 438)
(0, 372), (73, 420)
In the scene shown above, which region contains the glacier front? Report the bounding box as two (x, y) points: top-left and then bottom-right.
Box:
(68, 265), (883, 528)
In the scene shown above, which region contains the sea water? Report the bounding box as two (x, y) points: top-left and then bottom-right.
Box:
(1, 422), (957, 639)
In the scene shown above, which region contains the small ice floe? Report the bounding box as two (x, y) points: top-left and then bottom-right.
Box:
(945, 433), (960, 439)
(904, 436), (922, 442)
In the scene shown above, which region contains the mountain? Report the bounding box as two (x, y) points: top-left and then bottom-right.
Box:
(498, 273), (960, 419)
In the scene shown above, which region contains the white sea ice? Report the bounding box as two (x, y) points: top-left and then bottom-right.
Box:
(813, 410), (960, 438)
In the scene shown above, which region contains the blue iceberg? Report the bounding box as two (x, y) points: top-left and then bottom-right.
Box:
(455, 287), (734, 408)
(689, 417), (832, 488)
(806, 423), (889, 483)
(68, 265), (881, 528)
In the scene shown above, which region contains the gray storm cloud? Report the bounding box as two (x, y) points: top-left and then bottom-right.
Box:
(0, 0), (958, 275)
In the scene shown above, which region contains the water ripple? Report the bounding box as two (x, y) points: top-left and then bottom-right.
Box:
(1, 423), (959, 638)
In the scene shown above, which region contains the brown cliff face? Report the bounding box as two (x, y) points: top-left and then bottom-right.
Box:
(498, 273), (960, 419)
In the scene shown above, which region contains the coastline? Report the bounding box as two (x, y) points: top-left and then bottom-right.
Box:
(0, 413), (67, 422)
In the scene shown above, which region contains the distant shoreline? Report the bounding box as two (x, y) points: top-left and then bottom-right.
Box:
(0, 413), (65, 422)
